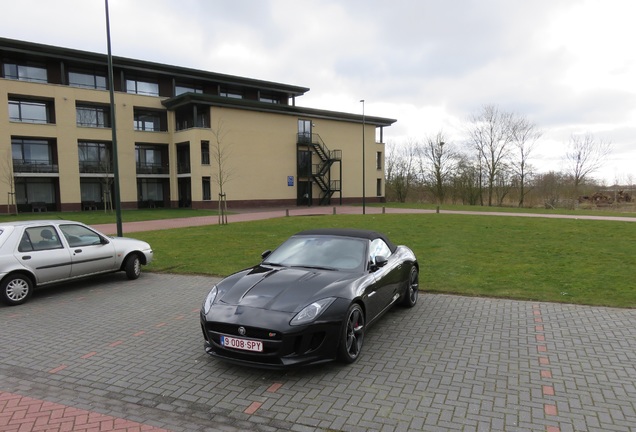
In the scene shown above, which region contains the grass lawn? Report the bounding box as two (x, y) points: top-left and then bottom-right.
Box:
(0, 208), (219, 225)
(131, 213), (636, 308)
(373, 202), (636, 218)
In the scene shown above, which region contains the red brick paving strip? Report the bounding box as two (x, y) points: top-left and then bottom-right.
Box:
(533, 304), (560, 432)
(0, 391), (170, 432)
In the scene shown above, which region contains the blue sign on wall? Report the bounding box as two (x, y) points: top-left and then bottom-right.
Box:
(287, 176), (294, 186)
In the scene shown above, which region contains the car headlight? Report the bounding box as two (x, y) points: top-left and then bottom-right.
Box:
(290, 297), (336, 326)
(203, 286), (218, 314)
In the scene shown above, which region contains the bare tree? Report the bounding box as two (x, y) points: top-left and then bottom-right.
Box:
(418, 131), (457, 204)
(510, 117), (542, 207)
(564, 133), (612, 192)
(450, 155), (481, 205)
(211, 119), (234, 224)
(534, 171), (567, 209)
(466, 104), (515, 206)
(1, 152), (17, 214)
(385, 140), (419, 202)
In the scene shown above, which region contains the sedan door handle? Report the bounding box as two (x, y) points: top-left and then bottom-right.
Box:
(74, 249), (83, 253)
(22, 255), (32, 260)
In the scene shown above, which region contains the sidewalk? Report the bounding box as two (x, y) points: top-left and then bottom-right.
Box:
(91, 204), (635, 235)
(91, 205), (435, 235)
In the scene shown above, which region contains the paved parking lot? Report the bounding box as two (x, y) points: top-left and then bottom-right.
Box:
(1, 272), (636, 431)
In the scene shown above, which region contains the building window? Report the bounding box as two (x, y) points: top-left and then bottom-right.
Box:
(12, 138), (58, 173)
(3, 63), (47, 83)
(9, 97), (54, 124)
(177, 143), (191, 174)
(78, 141), (112, 173)
(202, 177), (211, 200)
(175, 85), (203, 96)
(15, 178), (56, 207)
(133, 109), (167, 131)
(137, 178), (164, 203)
(76, 103), (110, 128)
(259, 92), (279, 104)
(80, 179), (105, 203)
(126, 78), (159, 96)
(69, 71), (107, 90)
(220, 86), (242, 99)
(201, 141), (210, 165)
(135, 144), (168, 174)
(298, 119), (312, 143)
(376, 151), (382, 170)
(376, 179), (382, 197)
(175, 106), (209, 130)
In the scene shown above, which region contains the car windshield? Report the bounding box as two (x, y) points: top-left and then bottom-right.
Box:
(264, 236), (367, 271)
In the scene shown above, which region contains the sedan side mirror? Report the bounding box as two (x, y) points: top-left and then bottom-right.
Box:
(261, 250), (272, 260)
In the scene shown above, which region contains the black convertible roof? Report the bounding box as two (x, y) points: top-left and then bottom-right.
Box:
(294, 228), (397, 253)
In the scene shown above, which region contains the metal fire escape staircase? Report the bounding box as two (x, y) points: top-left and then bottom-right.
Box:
(298, 133), (342, 205)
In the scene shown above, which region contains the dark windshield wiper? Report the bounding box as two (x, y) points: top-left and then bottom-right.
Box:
(290, 264), (338, 271)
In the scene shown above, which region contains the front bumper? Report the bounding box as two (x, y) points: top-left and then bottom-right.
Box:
(200, 300), (348, 368)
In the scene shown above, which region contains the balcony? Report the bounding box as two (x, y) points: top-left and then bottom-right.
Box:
(13, 159), (59, 173)
(137, 162), (169, 175)
(79, 161), (112, 174)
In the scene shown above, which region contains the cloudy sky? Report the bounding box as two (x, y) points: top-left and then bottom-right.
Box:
(2, 0), (635, 183)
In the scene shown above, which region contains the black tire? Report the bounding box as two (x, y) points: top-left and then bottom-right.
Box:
(401, 266), (419, 308)
(1, 273), (34, 306)
(124, 254), (142, 280)
(337, 303), (365, 363)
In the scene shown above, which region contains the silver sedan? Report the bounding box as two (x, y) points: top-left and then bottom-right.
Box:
(0, 220), (153, 306)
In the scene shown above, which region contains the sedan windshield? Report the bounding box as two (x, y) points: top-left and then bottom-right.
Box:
(264, 236), (367, 271)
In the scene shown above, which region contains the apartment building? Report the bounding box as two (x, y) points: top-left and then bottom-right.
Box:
(0, 37), (395, 213)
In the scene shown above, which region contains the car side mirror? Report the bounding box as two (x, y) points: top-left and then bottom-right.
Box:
(261, 250), (272, 260)
(370, 255), (388, 271)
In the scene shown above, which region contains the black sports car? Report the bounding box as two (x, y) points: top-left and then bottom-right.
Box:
(200, 228), (419, 368)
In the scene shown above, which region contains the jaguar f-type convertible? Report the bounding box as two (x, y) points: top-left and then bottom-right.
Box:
(200, 228), (419, 368)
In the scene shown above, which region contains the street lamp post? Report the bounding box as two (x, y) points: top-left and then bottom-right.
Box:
(360, 99), (366, 215)
(105, 0), (123, 236)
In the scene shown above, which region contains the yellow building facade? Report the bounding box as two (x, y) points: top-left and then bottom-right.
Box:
(0, 38), (395, 214)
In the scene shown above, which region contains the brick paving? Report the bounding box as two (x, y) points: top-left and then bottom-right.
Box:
(1, 272), (635, 431)
(1, 207), (636, 431)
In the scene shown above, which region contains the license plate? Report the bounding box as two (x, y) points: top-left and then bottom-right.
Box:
(220, 335), (263, 352)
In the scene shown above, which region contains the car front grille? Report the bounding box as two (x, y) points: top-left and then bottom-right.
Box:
(204, 322), (282, 340)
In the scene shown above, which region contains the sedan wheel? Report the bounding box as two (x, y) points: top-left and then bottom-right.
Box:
(1, 274), (33, 306)
(401, 266), (419, 308)
(124, 254), (142, 280)
(338, 303), (365, 363)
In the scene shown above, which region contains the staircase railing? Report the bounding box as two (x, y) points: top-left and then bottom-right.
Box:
(298, 133), (342, 205)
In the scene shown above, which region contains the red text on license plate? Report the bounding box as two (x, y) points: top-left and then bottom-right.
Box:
(220, 335), (263, 352)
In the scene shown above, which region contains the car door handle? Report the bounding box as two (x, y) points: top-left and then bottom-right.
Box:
(22, 255), (32, 260)
(74, 249), (83, 253)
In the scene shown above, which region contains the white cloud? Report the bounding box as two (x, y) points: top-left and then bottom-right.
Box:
(1, 0), (634, 182)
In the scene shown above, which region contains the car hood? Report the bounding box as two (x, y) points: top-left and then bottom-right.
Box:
(217, 265), (359, 313)
(110, 236), (151, 249)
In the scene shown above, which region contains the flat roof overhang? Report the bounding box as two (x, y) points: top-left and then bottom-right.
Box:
(162, 93), (397, 127)
(0, 37), (309, 97)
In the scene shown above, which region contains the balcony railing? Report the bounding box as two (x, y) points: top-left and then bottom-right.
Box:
(137, 162), (169, 175)
(13, 159), (59, 173)
(79, 161), (112, 174)
(177, 162), (191, 174)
